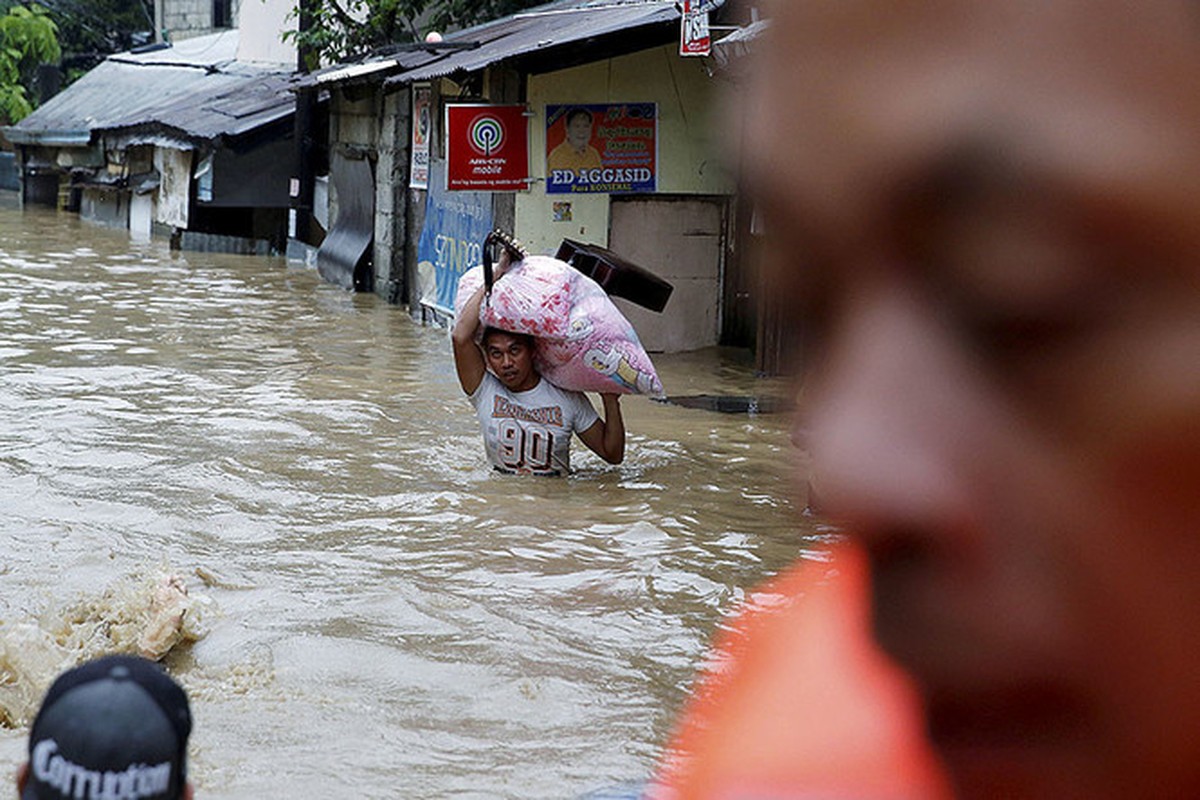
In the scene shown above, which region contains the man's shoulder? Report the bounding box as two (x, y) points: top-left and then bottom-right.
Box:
(470, 371), (502, 405)
(541, 381), (597, 425)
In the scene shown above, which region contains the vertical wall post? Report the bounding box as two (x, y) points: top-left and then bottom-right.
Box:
(291, 0), (317, 245)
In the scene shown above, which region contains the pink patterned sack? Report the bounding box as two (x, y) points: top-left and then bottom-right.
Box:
(455, 255), (663, 395)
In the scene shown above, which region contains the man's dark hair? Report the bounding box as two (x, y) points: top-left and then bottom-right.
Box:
(565, 108), (593, 127)
(482, 326), (534, 350)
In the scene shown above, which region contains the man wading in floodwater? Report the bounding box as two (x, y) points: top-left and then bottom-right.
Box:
(452, 247), (625, 476)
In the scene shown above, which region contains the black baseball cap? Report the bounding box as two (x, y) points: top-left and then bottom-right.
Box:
(23, 655), (192, 800)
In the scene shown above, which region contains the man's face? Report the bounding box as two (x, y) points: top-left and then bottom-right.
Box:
(566, 113), (593, 150)
(749, 0), (1200, 795)
(485, 331), (537, 392)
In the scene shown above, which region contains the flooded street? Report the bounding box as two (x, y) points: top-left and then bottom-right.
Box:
(0, 197), (815, 798)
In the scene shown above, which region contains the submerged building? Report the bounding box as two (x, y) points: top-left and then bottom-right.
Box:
(3, 0), (310, 255)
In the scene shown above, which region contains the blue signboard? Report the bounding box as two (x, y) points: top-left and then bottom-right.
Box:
(416, 163), (493, 315)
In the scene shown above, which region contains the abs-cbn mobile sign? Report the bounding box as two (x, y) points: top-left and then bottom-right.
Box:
(446, 104), (529, 191)
(546, 103), (657, 194)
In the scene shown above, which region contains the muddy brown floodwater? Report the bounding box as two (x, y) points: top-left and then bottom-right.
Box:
(0, 196), (821, 799)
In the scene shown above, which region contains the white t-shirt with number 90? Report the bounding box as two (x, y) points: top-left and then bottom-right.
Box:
(470, 372), (600, 476)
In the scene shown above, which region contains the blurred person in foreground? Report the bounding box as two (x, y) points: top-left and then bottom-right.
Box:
(17, 655), (193, 800)
(655, 0), (1200, 797)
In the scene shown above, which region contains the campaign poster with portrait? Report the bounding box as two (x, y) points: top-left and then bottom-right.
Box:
(545, 103), (657, 194)
(410, 85), (431, 190)
(445, 104), (529, 191)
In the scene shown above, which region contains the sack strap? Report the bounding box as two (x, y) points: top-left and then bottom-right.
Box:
(482, 229), (528, 293)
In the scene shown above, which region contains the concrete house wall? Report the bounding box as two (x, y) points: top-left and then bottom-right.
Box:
(518, 46), (732, 254)
(9, 1), (301, 259)
(325, 86), (410, 297)
(237, 0), (297, 65)
(516, 45), (735, 352)
(162, 0), (243, 41)
(161, 0), (295, 55)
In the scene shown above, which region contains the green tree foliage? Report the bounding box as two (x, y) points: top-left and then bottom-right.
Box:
(427, 0), (546, 32)
(287, 0), (418, 69)
(0, 4), (60, 123)
(288, 0), (546, 69)
(30, 1), (153, 73)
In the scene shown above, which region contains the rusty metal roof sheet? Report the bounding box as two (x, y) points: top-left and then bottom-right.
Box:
(295, 0), (701, 93)
(294, 0), (681, 93)
(103, 71), (303, 144)
(5, 31), (295, 147)
(300, 48), (436, 90)
(386, 0), (680, 85)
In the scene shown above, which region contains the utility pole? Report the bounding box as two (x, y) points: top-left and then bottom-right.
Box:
(291, 0), (317, 246)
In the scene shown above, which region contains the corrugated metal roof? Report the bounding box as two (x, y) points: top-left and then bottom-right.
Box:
(294, 0), (689, 93)
(292, 0), (680, 93)
(386, 0), (680, 85)
(6, 31), (294, 147)
(112, 29), (241, 67)
(302, 50), (433, 89)
(104, 71), (302, 144)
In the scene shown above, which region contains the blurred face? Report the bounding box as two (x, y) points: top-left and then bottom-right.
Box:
(566, 112), (593, 151)
(749, 0), (1200, 796)
(484, 330), (537, 392)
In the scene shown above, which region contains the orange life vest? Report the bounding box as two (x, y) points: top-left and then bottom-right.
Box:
(652, 543), (953, 799)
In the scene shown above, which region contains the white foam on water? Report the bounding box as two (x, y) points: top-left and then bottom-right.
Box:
(0, 568), (211, 729)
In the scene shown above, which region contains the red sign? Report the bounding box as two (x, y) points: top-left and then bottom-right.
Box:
(680, 0), (711, 57)
(446, 104), (529, 191)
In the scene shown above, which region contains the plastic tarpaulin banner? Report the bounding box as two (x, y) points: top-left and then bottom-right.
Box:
(446, 104), (529, 191)
(545, 103), (657, 194)
(680, 0), (712, 56)
(416, 164), (493, 315)
(410, 85), (431, 190)
(154, 147), (192, 229)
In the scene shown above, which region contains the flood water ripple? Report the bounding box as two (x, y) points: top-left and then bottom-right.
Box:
(0, 199), (812, 799)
